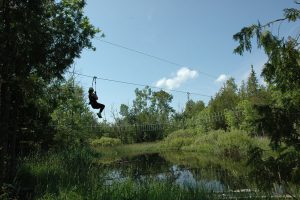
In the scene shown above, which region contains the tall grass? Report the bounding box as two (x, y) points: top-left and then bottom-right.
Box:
(38, 180), (215, 200)
(15, 145), (215, 200)
(15, 146), (104, 199)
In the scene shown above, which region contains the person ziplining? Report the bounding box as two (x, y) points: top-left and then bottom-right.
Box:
(88, 76), (105, 118)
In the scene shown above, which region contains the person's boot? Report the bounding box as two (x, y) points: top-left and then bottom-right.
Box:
(97, 112), (102, 118)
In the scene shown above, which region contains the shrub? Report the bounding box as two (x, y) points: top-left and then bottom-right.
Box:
(162, 129), (198, 150)
(164, 129), (269, 161)
(215, 130), (254, 160)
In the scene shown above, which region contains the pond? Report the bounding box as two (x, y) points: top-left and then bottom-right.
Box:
(99, 152), (284, 194)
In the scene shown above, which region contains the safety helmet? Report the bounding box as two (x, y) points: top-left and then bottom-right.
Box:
(88, 87), (94, 92)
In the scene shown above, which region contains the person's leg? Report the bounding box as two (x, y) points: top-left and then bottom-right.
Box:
(93, 103), (105, 118)
(99, 103), (105, 113)
(97, 104), (105, 118)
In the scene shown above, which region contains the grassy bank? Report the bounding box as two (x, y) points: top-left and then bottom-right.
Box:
(161, 129), (272, 161)
(93, 142), (162, 164)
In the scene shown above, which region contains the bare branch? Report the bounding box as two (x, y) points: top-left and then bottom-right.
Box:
(261, 18), (287, 29)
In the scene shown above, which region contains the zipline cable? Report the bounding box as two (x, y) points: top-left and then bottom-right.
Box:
(66, 70), (212, 98)
(94, 37), (218, 79)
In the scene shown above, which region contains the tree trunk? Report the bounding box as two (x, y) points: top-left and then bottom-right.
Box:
(0, 79), (4, 186)
(0, 83), (12, 184)
(0, 0), (17, 184)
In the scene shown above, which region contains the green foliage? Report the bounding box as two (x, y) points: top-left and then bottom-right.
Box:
(183, 100), (205, 119)
(118, 87), (175, 143)
(216, 130), (257, 161)
(246, 66), (259, 98)
(0, 0), (100, 183)
(224, 109), (239, 130)
(193, 108), (213, 132)
(236, 100), (261, 135)
(90, 137), (122, 147)
(233, 2), (300, 188)
(50, 78), (98, 147)
(14, 145), (99, 199)
(247, 146), (300, 191)
(163, 129), (270, 161)
(162, 129), (198, 150)
(208, 78), (239, 130)
(0, 184), (18, 200)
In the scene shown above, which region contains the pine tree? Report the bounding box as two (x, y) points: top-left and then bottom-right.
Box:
(239, 80), (247, 100)
(246, 65), (259, 98)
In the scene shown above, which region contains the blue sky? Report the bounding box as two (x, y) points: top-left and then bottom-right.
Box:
(71, 0), (298, 121)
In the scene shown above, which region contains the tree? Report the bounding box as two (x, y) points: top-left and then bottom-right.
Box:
(208, 78), (239, 130)
(50, 78), (98, 147)
(0, 0), (99, 184)
(238, 80), (247, 100)
(236, 100), (261, 135)
(234, 2), (300, 149)
(233, 2), (300, 188)
(132, 86), (152, 123)
(118, 87), (175, 142)
(183, 100), (205, 128)
(183, 100), (205, 119)
(246, 65), (259, 98)
(151, 90), (175, 123)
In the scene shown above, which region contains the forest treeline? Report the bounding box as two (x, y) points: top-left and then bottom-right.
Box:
(1, 0), (300, 198)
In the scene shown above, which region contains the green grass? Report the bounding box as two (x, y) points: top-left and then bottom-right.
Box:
(37, 180), (215, 200)
(162, 129), (272, 160)
(90, 136), (122, 147)
(15, 146), (104, 199)
(94, 142), (162, 163)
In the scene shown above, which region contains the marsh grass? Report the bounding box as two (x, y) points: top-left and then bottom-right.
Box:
(37, 179), (215, 200)
(15, 146), (217, 200)
(15, 146), (105, 199)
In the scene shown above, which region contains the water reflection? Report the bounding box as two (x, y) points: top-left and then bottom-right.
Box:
(101, 153), (251, 192)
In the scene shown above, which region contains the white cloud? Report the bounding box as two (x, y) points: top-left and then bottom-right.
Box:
(215, 74), (228, 83)
(155, 67), (198, 90)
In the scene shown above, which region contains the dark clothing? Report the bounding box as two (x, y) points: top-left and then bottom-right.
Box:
(88, 93), (98, 105)
(91, 101), (105, 111)
(89, 93), (105, 112)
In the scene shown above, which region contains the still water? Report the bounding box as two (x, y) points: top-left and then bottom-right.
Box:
(100, 152), (260, 192)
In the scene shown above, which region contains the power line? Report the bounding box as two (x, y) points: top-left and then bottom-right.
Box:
(94, 37), (218, 79)
(66, 70), (212, 98)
